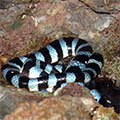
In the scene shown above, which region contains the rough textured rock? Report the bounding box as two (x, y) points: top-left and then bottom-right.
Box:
(0, 0), (115, 63)
(80, 0), (120, 14)
(0, 83), (97, 119)
(3, 90), (119, 120)
(0, 0), (120, 119)
(0, 85), (48, 119)
(4, 95), (95, 120)
(0, 82), (119, 120)
(0, 86), (18, 119)
(92, 105), (120, 120)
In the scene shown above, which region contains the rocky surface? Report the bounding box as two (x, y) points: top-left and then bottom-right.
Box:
(3, 83), (119, 120)
(80, 0), (120, 14)
(0, 0), (120, 119)
(0, 0), (116, 60)
(0, 85), (50, 119)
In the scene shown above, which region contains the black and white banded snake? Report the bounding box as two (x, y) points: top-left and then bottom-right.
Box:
(2, 37), (104, 102)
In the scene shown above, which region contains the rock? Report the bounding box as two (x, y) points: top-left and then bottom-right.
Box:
(0, 0), (120, 119)
(0, 85), (47, 119)
(0, 0), (115, 66)
(0, 86), (18, 119)
(2, 83), (120, 120)
(4, 95), (96, 120)
(92, 105), (119, 120)
(80, 0), (120, 13)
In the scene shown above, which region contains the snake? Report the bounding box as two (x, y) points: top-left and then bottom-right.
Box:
(2, 37), (104, 102)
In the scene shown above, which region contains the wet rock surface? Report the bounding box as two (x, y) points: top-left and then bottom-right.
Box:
(0, 0), (120, 119)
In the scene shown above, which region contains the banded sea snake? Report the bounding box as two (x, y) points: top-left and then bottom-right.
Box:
(2, 37), (104, 102)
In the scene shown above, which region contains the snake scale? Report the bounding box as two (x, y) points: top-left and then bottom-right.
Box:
(2, 37), (104, 101)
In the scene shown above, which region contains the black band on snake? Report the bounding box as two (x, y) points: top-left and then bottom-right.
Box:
(2, 37), (104, 102)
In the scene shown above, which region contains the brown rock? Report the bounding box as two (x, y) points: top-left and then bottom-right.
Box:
(4, 95), (96, 120)
(80, 0), (120, 13)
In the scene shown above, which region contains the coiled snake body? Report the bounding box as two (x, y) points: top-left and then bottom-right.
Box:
(2, 37), (104, 101)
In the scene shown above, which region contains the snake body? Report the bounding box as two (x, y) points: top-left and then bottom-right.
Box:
(2, 37), (103, 101)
